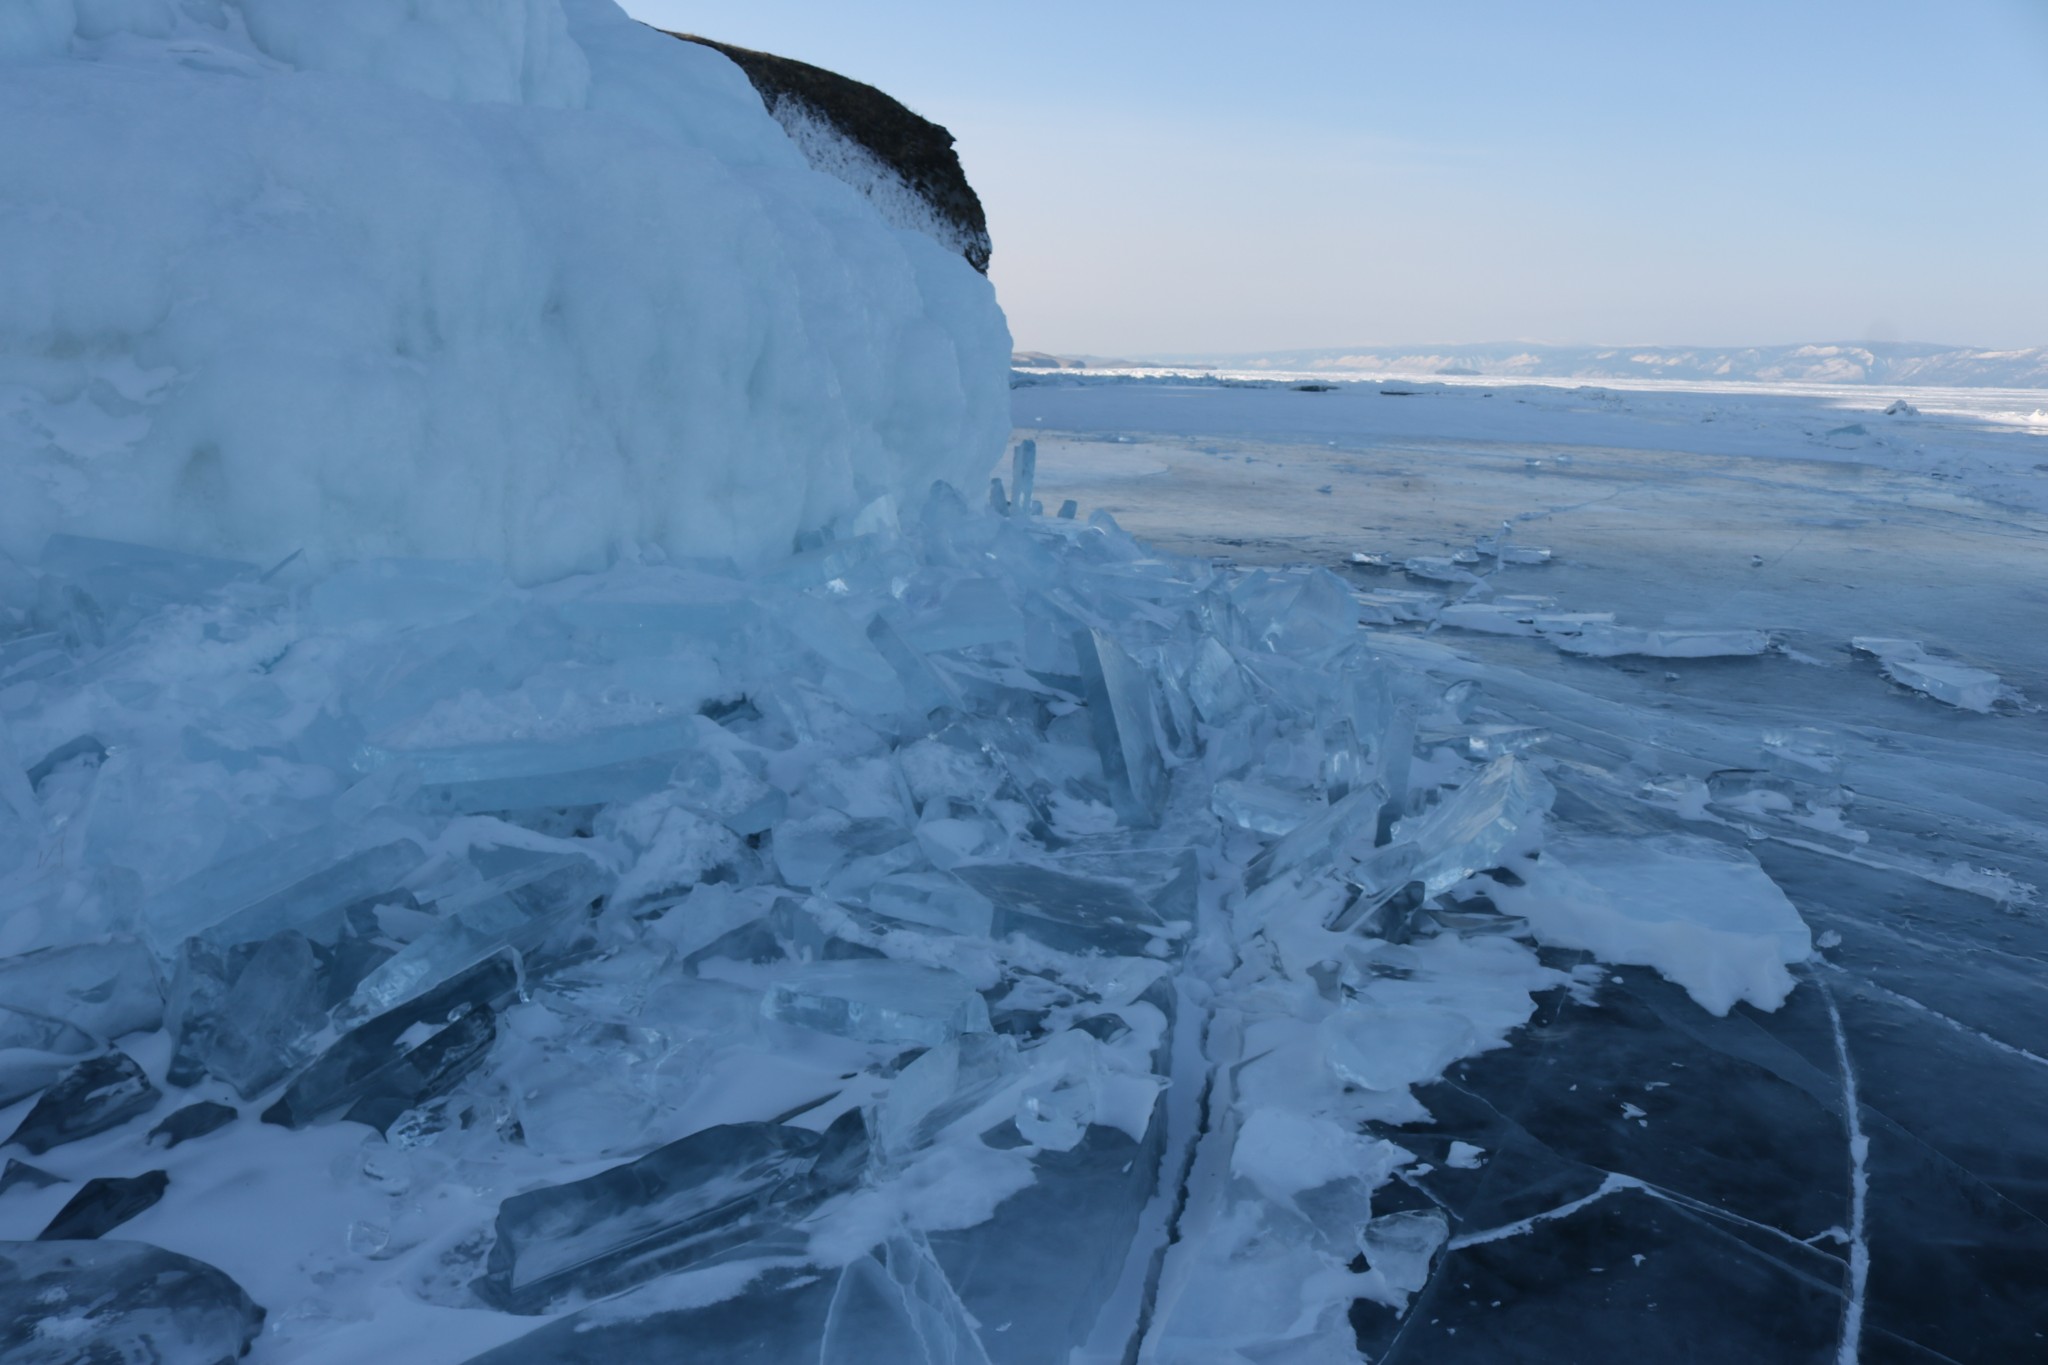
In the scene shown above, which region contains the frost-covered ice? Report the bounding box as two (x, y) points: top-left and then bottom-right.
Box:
(1851, 637), (2020, 713)
(1497, 835), (1812, 1015)
(0, 0), (1010, 582)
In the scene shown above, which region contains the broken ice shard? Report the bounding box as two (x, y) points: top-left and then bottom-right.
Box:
(167, 929), (314, 1095)
(0, 1004), (98, 1107)
(952, 862), (1173, 956)
(6, 1051), (160, 1155)
(143, 827), (348, 955)
(476, 1110), (869, 1314)
(338, 851), (599, 1027)
(0, 1239), (264, 1363)
(1551, 623), (1773, 658)
(1402, 556), (1481, 585)
(763, 960), (991, 1046)
(357, 717), (701, 814)
(38, 1171), (169, 1241)
(1009, 439), (1037, 518)
(865, 872), (996, 938)
(1333, 757), (1553, 929)
(0, 939), (163, 1041)
(148, 1102), (236, 1150)
(898, 577), (1027, 654)
(161, 839), (423, 1092)
(819, 1235), (990, 1365)
(261, 957), (515, 1131)
(1243, 782), (1388, 895)
(1392, 755), (1553, 897)
(1210, 779), (1323, 837)
(1354, 588), (1442, 626)
(1077, 629), (1168, 826)
(873, 1032), (1022, 1162)
(36, 534), (252, 642)
(1851, 637), (2016, 712)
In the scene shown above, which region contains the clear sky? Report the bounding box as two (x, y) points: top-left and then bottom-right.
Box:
(625, 1), (2048, 356)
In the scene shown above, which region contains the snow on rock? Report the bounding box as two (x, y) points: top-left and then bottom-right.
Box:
(670, 33), (994, 273)
(1496, 835), (1813, 1015)
(0, 0), (1010, 584)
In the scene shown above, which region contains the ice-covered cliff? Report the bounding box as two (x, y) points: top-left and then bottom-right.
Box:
(0, 0), (1011, 583)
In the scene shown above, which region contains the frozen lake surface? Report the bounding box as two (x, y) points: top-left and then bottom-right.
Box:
(1021, 371), (2048, 1363)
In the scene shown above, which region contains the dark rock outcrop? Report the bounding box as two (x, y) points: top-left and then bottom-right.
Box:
(663, 32), (992, 274)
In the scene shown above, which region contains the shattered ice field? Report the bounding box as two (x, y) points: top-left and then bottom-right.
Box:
(4, 368), (2043, 1364)
(2, 5), (2047, 1363)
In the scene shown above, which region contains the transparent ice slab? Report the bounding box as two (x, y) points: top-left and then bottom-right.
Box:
(476, 1110), (868, 1314)
(1551, 623), (1774, 658)
(761, 959), (991, 1047)
(356, 718), (701, 814)
(820, 1235), (991, 1365)
(951, 862), (1173, 956)
(338, 851), (600, 1027)
(261, 956), (516, 1130)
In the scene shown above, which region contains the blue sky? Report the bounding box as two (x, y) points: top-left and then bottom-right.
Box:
(626, 1), (2048, 355)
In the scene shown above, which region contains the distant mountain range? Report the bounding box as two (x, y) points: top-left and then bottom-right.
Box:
(1013, 342), (2048, 389)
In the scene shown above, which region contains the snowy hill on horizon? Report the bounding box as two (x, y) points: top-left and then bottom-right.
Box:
(1021, 340), (2048, 389)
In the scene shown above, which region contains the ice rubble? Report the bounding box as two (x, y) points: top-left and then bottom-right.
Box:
(0, 0), (1010, 583)
(0, 482), (1827, 1361)
(1851, 637), (2020, 713)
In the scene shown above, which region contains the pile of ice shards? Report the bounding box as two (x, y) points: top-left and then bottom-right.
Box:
(0, 470), (1786, 1362)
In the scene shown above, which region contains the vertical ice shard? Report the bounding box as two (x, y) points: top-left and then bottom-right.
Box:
(820, 1235), (991, 1365)
(1076, 630), (1168, 827)
(1009, 439), (1037, 518)
(476, 1110), (869, 1313)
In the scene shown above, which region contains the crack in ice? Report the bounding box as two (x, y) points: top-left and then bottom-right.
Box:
(1444, 1172), (1645, 1251)
(1816, 958), (2048, 1071)
(1820, 980), (1870, 1365)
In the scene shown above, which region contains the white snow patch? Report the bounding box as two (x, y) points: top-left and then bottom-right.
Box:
(1498, 836), (1812, 1015)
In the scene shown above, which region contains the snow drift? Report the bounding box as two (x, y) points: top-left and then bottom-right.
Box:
(0, 0), (1011, 583)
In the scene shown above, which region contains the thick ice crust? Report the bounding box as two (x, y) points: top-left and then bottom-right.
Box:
(0, 0), (1011, 583)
